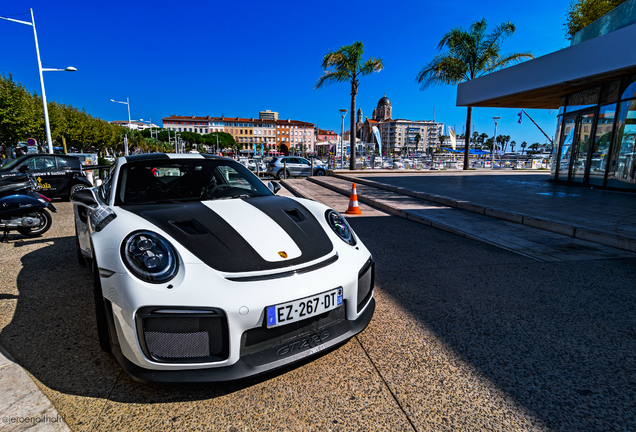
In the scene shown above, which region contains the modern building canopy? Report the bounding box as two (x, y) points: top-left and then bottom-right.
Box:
(455, 1), (636, 191)
(457, 16), (636, 109)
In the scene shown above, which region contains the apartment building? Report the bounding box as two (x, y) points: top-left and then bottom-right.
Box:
(162, 115), (314, 153)
(357, 95), (444, 155)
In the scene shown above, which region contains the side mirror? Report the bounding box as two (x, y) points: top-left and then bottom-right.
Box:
(18, 165), (30, 173)
(268, 181), (281, 195)
(70, 188), (99, 209)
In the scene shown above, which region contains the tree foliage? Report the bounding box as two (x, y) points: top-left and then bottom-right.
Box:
(0, 73), (132, 154)
(565, 0), (629, 39)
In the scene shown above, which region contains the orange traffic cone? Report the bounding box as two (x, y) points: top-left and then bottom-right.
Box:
(345, 183), (362, 215)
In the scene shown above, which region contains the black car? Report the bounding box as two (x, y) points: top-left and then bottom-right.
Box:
(0, 154), (93, 199)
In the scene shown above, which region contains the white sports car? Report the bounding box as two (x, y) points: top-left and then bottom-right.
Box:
(71, 153), (375, 382)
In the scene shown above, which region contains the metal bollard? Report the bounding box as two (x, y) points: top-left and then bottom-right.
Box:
(284, 159), (287, 179)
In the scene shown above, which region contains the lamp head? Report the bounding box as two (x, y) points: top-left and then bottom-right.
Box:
(65, 66), (77, 72)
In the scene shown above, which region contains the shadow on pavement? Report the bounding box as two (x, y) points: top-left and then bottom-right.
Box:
(349, 213), (636, 431)
(0, 235), (326, 404)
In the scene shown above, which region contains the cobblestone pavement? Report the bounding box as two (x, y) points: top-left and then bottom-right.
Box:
(0, 180), (635, 431)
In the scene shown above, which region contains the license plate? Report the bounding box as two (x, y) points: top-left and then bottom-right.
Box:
(266, 288), (343, 328)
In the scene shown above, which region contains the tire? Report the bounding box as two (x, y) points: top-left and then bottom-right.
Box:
(16, 210), (52, 237)
(277, 169), (289, 180)
(69, 183), (88, 199)
(92, 260), (113, 353)
(315, 169), (326, 176)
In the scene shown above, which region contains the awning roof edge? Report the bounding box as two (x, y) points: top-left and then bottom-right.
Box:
(456, 23), (636, 109)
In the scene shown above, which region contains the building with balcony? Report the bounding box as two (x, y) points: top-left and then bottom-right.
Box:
(358, 95), (444, 156)
(259, 110), (279, 121)
(162, 115), (314, 154)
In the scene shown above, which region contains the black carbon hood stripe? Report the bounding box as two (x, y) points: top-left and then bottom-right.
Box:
(121, 196), (333, 273)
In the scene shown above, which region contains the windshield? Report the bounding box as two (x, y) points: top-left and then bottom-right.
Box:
(115, 158), (273, 206)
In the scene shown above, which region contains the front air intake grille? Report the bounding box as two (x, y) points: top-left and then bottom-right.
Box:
(137, 307), (229, 363)
(357, 258), (374, 313)
(240, 305), (346, 358)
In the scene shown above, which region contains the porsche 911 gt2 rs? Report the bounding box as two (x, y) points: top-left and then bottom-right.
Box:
(71, 153), (375, 382)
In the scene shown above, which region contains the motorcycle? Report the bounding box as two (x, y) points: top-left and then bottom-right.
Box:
(0, 174), (57, 241)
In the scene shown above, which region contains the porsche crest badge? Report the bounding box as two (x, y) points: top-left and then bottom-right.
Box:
(278, 251), (288, 259)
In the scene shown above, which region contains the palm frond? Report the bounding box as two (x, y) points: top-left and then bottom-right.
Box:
(478, 51), (534, 76)
(415, 54), (467, 89)
(358, 57), (384, 77)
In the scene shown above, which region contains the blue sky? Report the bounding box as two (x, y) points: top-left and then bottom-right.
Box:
(1, 0), (571, 146)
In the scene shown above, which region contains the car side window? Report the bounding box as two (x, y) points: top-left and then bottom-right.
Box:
(56, 157), (71, 169)
(99, 165), (116, 204)
(299, 158), (310, 165)
(287, 158), (298, 164)
(32, 156), (56, 170)
(22, 158), (37, 170)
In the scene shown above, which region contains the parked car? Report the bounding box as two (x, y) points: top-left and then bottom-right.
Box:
(266, 156), (327, 179)
(382, 160), (404, 170)
(71, 153), (375, 382)
(0, 154), (93, 199)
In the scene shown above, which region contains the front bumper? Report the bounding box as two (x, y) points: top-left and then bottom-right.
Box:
(112, 298), (375, 383)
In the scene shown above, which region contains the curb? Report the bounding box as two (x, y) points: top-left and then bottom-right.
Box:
(319, 174), (636, 254)
(0, 344), (71, 431)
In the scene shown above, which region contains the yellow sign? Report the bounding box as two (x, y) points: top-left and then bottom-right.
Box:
(36, 177), (51, 189)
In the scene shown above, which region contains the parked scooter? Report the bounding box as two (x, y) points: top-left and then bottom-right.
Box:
(0, 174), (57, 241)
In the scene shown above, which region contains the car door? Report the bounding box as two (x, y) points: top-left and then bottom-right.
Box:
(22, 155), (65, 194)
(286, 157), (301, 176)
(297, 158), (312, 176)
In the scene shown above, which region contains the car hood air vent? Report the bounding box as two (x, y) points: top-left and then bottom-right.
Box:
(170, 219), (210, 235)
(284, 209), (306, 223)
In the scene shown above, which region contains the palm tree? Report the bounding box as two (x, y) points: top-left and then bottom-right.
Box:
(415, 133), (422, 154)
(521, 141), (527, 155)
(510, 140), (516, 152)
(472, 131), (479, 149)
(315, 41), (383, 170)
(415, 19), (533, 170)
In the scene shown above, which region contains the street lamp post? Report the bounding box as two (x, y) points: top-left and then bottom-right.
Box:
(339, 109), (348, 168)
(1, 9), (76, 154)
(492, 116), (500, 170)
(111, 98), (131, 155)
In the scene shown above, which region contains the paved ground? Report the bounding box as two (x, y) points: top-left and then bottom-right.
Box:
(0, 173), (635, 431)
(299, 176), (636, 262)
(339, 170), (636, 247)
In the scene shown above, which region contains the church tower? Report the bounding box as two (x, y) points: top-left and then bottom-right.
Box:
(372, 94), (392, 121)
(356, 108), (363, 138)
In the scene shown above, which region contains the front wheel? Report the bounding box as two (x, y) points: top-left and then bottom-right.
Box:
(315, 169), (326, 176)
(17, 210), (52, 237)
(277, 169), (289, 180)
(69, 183), (87, 199)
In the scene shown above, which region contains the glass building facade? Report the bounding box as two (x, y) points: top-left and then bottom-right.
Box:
(551, 75), (636, 190)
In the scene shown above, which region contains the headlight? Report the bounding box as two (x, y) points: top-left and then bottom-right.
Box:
(325, 209), (356, 246)
(121, 231), (179, 283)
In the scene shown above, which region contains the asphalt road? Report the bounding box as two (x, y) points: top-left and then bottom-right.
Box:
(0, 188), (634, 431)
